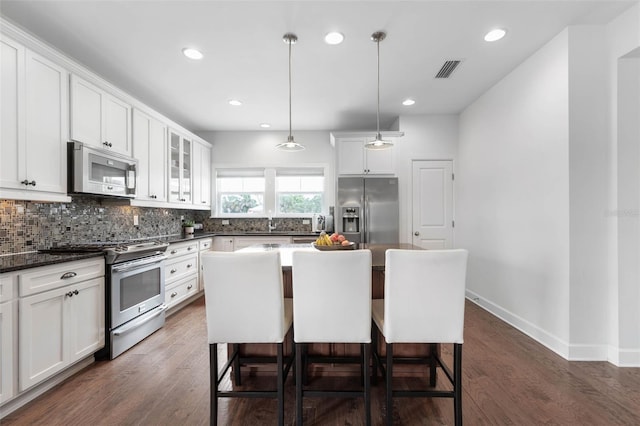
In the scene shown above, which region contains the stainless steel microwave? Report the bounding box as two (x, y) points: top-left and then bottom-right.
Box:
(68, 141), (137, 198)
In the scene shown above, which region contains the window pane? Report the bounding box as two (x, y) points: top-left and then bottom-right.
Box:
(220, 194), (264, 214)
(278, 193), (322, 214)
(243, 177), (265, 192)
(300, 176), (324, 192)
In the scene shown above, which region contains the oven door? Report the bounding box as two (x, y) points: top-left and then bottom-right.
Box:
(110, 255), (166, 327)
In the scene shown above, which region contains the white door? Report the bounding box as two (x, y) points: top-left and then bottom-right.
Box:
(19, 286), (67, 391)
(104, 94), (131, 155)
(411, 160), (454, 249)
(70, 75), (103, 148)
(68, 278), (104, 361)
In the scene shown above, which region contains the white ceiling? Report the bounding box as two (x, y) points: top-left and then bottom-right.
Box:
(1, 0), (636, 133)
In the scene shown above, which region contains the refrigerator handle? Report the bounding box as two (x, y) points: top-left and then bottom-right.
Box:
(364, 195), (370, 244)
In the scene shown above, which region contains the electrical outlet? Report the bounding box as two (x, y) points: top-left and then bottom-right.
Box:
(302, 219), (310, 225)
(222, 220), (230, 225)
(180, 215), (184, 221)
(133, 215), (139, 226)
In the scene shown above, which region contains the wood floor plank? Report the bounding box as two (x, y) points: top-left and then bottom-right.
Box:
(2, 296), (639, 425)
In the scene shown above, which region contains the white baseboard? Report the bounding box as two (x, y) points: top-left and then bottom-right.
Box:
(466, 290), (640, 366)
(608, 346), (640, 367)
(466, 289), (570, 359)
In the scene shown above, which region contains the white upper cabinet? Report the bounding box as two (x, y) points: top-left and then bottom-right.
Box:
(133, 108), (168, 202)
(336, 136), (396, 175)
(192, 140), (212, 208)
(169, 129), (192, 204)
(70, 74), (132, 155)
(0, 35), (70, 202)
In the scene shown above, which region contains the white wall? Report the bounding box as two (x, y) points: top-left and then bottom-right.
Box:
(395, 115), (458, 243)
(567, 26), (609, 359)
(197, 130), (336, 211)
(458, 3), (640, 365)
(607, 2), (640, 366)
(458, 30), (572, 354)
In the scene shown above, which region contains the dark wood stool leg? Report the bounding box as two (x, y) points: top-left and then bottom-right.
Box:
(364, 343), (371, 426)
(454, 343), (463, 426)
(210, 344), (218, 426)
(277, 343), (284, 426)
(296, 343), (304, 425)
(429, 343), (438, 387)
(232, 343), (241, 386)
(386, 343), (393, 426)
(371, 322), (378, 385)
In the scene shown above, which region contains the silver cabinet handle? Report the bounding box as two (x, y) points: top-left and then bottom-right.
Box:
(187, 264), (192, 268)
(170, 292), (178, 298)
(187, 247), (193, 251)
(61, 272), (77, 279)
(187, 284), (193, 290)
(414, 231), (420, 236)
(170, 268), (177, 274)
(170, 250), (178, 254)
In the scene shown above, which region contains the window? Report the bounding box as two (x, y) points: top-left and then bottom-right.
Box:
(216, 169), (265, 214)
(214, 166), (326, 217)
(276, 169), (323, 215)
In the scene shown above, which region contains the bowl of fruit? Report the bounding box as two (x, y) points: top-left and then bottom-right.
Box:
(313, 232), (355, 250)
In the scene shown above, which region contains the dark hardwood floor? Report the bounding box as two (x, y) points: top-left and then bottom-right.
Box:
(3, 296), (640, 425)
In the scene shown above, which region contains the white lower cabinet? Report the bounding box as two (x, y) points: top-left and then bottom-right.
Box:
(212, 237), (234, 252)
(198, 238), (212, 291)
(165, 241), (199, 310)
(16, 258), (104, 392)
(232, 236), (292, 251)
(0, 299), (16, 404)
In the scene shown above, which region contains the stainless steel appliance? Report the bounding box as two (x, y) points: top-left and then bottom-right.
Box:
(337, 177), (399, 244)
(42, 240), (168, 359)
(311, 213), (334, 233)
(68, 141), (137, 198)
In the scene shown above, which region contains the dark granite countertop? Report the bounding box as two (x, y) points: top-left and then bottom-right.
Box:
(0, 232), (319, 274)
(0, 252), (105, 274)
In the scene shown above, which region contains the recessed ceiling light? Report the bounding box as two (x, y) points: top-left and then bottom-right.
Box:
(260, 123), (271, 128)
(182, 47), (203, 60)
(484, 29), (506, 42)
(228, 99), (242, 106)
(324, 32), (344, 45)
(402, 99), (416, 106)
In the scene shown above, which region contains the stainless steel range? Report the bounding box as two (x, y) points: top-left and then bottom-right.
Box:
(43, 240), (169, 359)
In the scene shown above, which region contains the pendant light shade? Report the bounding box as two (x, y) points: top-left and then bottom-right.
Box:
(276, 33), (305, 152)
(365, 31), (393, 150)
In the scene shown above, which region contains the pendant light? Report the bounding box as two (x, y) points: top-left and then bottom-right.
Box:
(276, 33), (305, 151)
(365, 31), (393, 150)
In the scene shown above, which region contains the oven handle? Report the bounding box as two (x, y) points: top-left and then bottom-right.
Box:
(112, 257), (166, 273)
(113, 305), (167, 336)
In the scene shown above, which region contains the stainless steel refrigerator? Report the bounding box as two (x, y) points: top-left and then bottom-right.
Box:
(337, 177), (399, 244)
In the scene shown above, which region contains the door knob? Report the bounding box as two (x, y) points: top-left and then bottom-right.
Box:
(414, 231), (420, 236)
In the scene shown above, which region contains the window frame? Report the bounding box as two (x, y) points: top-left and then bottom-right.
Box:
(212, 165), (329, 218)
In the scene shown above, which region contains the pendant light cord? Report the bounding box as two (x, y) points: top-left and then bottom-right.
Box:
(376, 36), (380, 136)
(288, 36), (293, 140)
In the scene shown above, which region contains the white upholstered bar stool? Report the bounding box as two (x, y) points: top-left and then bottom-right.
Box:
(201, 250), (294, 426)
(291, 249), (372, 426)
(371, 249), (468, 426)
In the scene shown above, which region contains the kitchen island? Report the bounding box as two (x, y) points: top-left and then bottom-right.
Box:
(233, 243), (434, 378)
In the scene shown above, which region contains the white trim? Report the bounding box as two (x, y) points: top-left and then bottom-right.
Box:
(466, 289), (570, 359)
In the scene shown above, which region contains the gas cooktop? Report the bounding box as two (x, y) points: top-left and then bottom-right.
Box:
(40, 240), (169, 264)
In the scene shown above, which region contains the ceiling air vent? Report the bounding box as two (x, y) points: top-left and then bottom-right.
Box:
(435, 60), (461, 78)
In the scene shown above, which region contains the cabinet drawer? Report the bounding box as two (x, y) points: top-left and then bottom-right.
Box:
(199, 238), (212, 251)
(0, 273), (17, 303)
(19, 258), (105, 297)
(165, 275), (198, 309)
(165, 254), (198, 284)
(166, 241), (198, 259)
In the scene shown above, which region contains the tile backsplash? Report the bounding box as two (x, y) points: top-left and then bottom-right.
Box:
(1, 198), (313, 254)
(1, 198), (188, 254)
